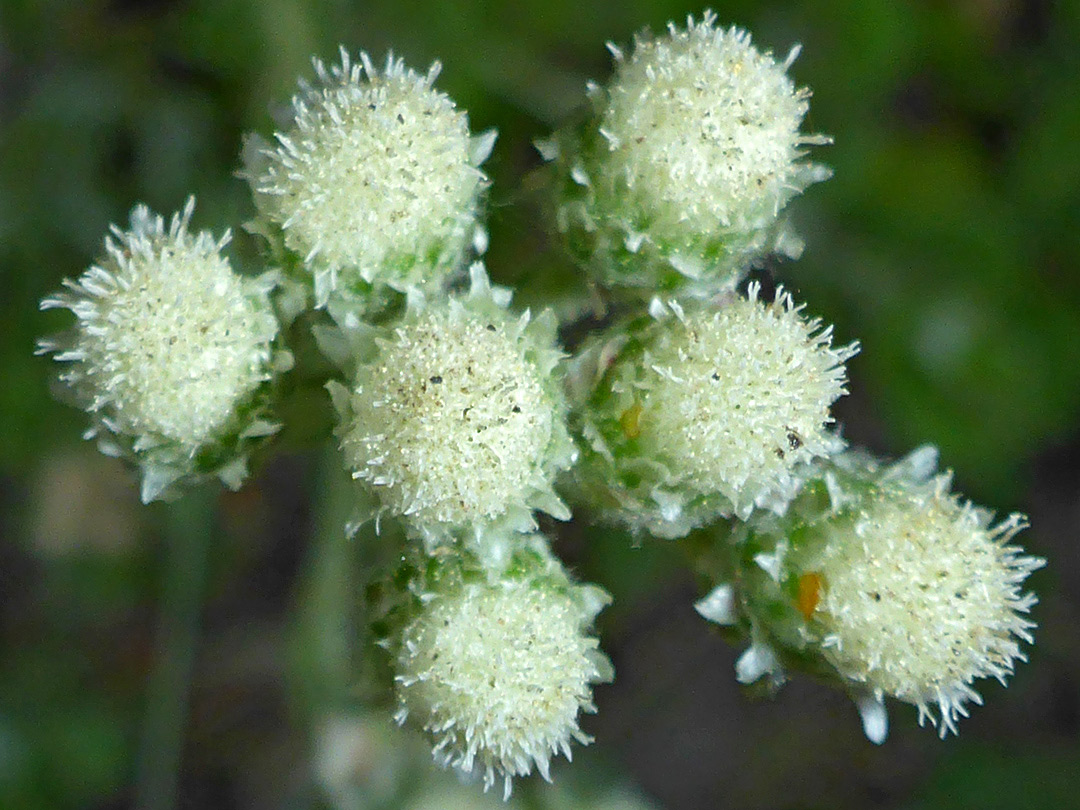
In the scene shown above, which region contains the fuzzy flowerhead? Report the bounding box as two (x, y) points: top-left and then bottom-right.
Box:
(39, 199), (282, 501)
(545, 11), (829, 297)
(330, 266), (575, 546)
(246, 49), (495, 307)
(717, 448), (1045, 741)
(569, 284), (856, 537)
(393, 538), (612, 799)
(811, 451), (1044, 737)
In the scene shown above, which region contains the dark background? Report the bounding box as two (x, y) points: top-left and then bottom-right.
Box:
(1, 1), (1078, 808)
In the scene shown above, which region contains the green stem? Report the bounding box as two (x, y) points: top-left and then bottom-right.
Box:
(290, 451), (357, 710)
(134, 488), (216, 810)
(289, 448), (400, 719)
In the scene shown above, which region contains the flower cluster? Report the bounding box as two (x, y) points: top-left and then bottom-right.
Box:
(39, 8), (1044, 803)
(549, 11), (1040, 743)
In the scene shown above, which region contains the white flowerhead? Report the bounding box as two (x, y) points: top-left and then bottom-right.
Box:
(330, 266), (575, 545)
(39, 198), (281, 501)
(246, 48), (495, 308)
(547, 11), (829, 296)
(393, 538), (612, 799)
(724, 448), (1045, 740)
(570, 284), (856, 536)
(807, 453), (1044, 736)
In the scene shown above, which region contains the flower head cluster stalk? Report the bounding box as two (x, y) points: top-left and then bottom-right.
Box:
(542, 11), (829, 298)
(389, 535), (612, 799)
(245, 48), (495, 310)
(568, 284), (856, 537)
(695, 448), (1045, 741)
(39, 198), (284, 501)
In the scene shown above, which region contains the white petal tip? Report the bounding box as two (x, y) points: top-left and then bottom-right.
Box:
(735, 643), (778, 685)
(695, 583), (737, 626)
(856, 694), (889, 744)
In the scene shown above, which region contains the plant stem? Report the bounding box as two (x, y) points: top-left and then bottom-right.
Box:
(134, 488), (216, 810)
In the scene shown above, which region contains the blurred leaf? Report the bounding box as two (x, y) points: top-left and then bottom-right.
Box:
(903, 742), (1080, 810)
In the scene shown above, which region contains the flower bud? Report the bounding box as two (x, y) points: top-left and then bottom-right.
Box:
(245, 49), (495, 308)
(699, 447), (1045, 740)
(544, 12), (829, 297)
(39, 199), (283, 501)
(391, 536), (612, 799)
(569, 285), (856, 537)
(329, 266), (575, 546)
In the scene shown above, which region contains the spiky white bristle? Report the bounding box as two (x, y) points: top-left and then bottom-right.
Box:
(575, 286), (855, 536)
(552, 12), (830, 295)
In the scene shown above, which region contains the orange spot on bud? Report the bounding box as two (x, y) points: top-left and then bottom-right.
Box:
(796, 572), (823, 620)
(619, 402), (643, 439)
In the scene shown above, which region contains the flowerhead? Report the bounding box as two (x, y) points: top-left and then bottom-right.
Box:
(548, 11), (829, 296)
(570, 284), (856, 536)
(39, 198), (281, 501)
(392, 537), (612, 799)
(808, 451), (1044, 736)
(330, 266), (575, 545)
(720, 448), (1045, 740)
(246, 49), (495, 307)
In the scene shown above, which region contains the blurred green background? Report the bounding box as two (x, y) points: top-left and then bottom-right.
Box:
(1, 1), (1078, 808)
